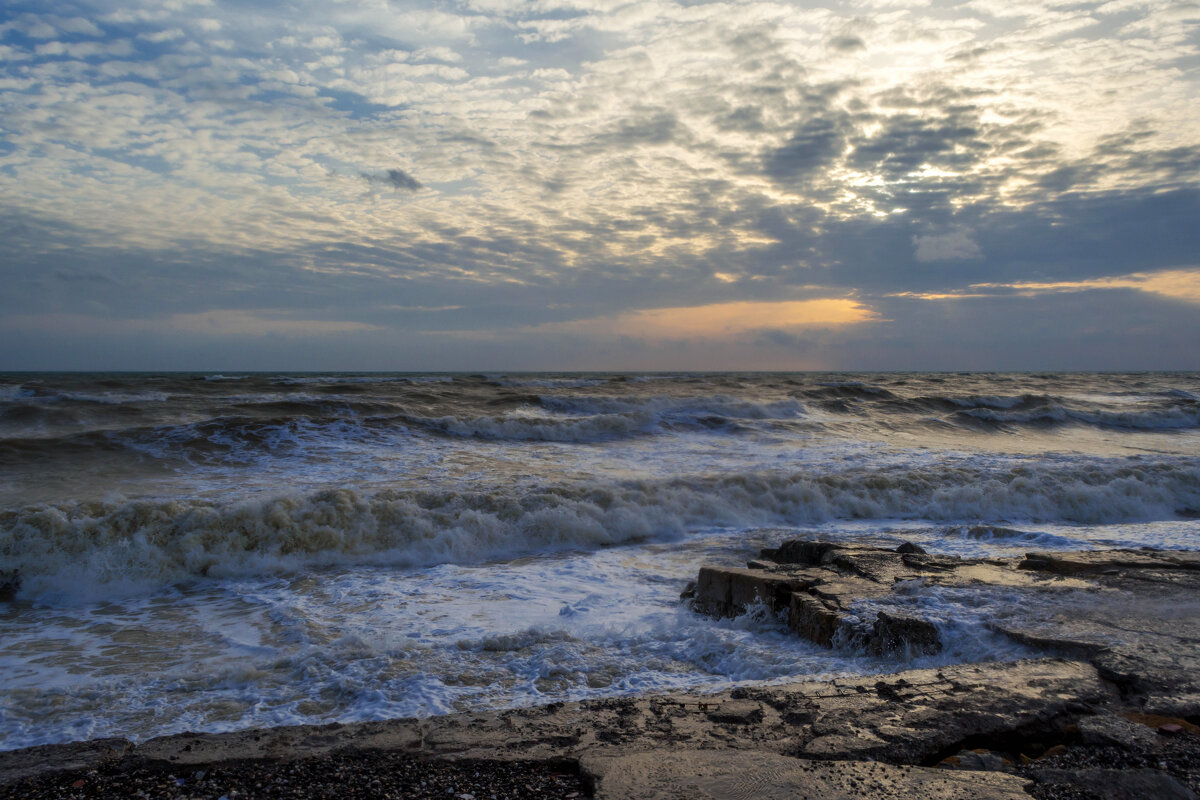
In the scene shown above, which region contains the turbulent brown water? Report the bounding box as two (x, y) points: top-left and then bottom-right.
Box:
(1, 372), (1198, 750)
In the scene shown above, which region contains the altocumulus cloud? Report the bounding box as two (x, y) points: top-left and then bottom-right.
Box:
(0, 0), (1198, 370)
(363, 168), (423, 192)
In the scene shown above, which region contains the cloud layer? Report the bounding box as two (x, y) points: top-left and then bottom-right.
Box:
(1, 0), (1198, 369)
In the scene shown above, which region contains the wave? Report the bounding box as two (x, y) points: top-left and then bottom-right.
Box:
(947, 524), (1079, 549)
(0, 385), (34, 402)
(800, 383), (900, 401)
(0, 389), (170, 406)
(801, 385), (1200, 432)
(221, 395), (399, 417)
(491, 377), (610, 389)
(4, 459), (1196, 599)
(955, 403), (1200, 431)
(539, 394), (804, 421)
(0, 405), (83, 430)
(398, 394), (805, 442)
(941, 394), (1055, 411)
(269, 375), (452, 386)
(57, 391), (171, 405)
(399, 410), (657, 442)
(0, 413), (387, 466)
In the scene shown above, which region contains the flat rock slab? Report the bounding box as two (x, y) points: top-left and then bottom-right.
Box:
(692, 541), (1200, 711)
(0, 738), (132, 785)
(1020, 550), (1200, 575)
(991, 572), (1200, 704)
(0, 658), (1108, 787)
(583, 749), (1033, 800)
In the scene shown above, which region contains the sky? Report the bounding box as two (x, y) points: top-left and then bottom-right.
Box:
(1, 0), (1198, 371)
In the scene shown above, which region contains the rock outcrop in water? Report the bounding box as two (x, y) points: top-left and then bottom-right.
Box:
(0, 570), (18, 603)
(4, 543), (1200, 799)
(688, 539), (1200, 706)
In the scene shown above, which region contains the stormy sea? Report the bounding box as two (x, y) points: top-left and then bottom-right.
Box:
(1, 371), (1198, 751)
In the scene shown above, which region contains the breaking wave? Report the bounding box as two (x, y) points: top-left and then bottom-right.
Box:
(803, 386), (1200, 431)
(4, 459), (1197, 599)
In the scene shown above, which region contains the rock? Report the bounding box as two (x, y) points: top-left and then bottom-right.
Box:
(3, 658), (1110, 789)
(1038, 744), (1067, 760)
(1019, 550), (1200, 576)
(788, 592), (845, 646)
(766, 540), (844, 566)
(10, 539), (1200, 800)
(691, 539), (1200, 709)
(868, 611), (942, 656)
(896, 542), (927, 555)
(1077, 714), (1159, 752)
(704, 701), (763, 726)
(582, 748), (1033, 800)
(937, 748), (1015, 772)
(0, 570), (18, 603)
(1031, 768), (1197, 800)
(692, 566), (811, 617)
(0, 738), (133, 784)
(1119, 712), (1200, 736)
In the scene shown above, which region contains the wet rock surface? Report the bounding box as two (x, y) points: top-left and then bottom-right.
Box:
(3, 543), (1199, 799)
(692, 539), (1200, 704)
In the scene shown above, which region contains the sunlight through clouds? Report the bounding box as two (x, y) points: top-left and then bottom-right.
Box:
(523, 299), (879, 340)
(1, 0), (1198, 368)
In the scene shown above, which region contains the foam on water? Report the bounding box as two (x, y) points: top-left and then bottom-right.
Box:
(2, 371), (1198, 752)
(0, 527), (1054, 750)
(4, 456), (1198, 601)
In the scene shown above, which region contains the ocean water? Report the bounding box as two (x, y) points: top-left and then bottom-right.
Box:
(1, 371), (1198, 750)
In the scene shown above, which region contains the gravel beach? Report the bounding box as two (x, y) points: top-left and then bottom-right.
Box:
(0, 750), (587, 800)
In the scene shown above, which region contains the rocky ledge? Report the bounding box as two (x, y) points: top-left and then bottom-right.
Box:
(685, 539), (1200, 709)
(3, 542), (1199, 799)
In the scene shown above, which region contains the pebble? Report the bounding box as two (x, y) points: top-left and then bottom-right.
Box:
(0, 751), (586, 800)
(1022, 731), (1200, 799)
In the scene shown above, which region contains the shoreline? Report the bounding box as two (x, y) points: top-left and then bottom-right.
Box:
(3, 657), (1197, 798)
(4, 544), (1200, 798)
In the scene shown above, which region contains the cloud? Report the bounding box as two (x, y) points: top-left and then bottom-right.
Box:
(363, 169), (423, 191)
(0, 311), (382, 338)
(913, 230), (983, 262)
(515, 299), (877, 341)
(971, 268), (1200, 304)
(1, 0), (1199, 369)
(763, 117), (848, 185)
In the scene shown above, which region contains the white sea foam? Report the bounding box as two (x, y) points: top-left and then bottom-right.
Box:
(0, 535), (1040, 750)
(4, 459), (1197, 600)
(0, 384), (33, 402)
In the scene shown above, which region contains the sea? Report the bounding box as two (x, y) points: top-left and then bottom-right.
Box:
(1, 372), (1198, 751)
